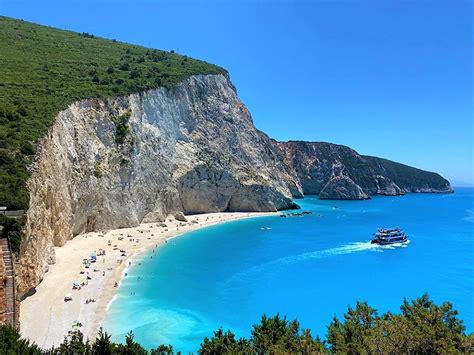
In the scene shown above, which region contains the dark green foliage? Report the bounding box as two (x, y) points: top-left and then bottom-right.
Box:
(326, 301), (377, 353)
(199, 315), (326, 354)
(0, 295), (471, 354)
(0, 324), (42, 354)
(199, 328), (251, 354)
(397, 294), (468, 353)
(327, 294), (472, 354)
(92, 328), (114, 355)
(0, 215), (25, 254)
(364, 155), (451, 190)
(112, 111), (132, 145)
(119, 62), (130, 71)
(285, 141), (451, 195)
(55, 330), (91, 354)
(115, 331), (148, 354)
(150, 344), (174, 355)
(19, 141), (35, 156)
(252, 314), (304, 353)
(129, 68), (141, 79)
(81, 32), (95, 39)
(0, 16), (226, 211)
(251, 314), (325, 353)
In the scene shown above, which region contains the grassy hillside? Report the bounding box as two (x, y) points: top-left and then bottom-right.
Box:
(0, 16), (226, 210)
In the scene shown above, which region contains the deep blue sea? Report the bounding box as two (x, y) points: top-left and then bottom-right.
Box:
(103, 188), (473, 352)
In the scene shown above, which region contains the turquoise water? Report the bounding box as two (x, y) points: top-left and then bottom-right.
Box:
(103, 188), (473, 352)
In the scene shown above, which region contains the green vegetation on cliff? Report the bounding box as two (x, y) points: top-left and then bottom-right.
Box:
(282, 141), (451, 196)
(364, 155), (451, 191)
(0, 294), (471, 353)
(0, 16), (226, 210)
(0, 215), (23, 253)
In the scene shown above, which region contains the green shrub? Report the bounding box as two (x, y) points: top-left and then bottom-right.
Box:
(0, 294), (471, 354)
(0, 325), (42, 354)
(0, 215), (25, 254)
(19, 141), (35, 155)
(120, 63), (130, 71)
(327, 294), (470, 354)
(113, 111), (132, 145)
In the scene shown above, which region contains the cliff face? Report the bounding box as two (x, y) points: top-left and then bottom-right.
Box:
(278, 141), (452, 199)
(18, 74), (302, 296)
(17, 75), (452, 297)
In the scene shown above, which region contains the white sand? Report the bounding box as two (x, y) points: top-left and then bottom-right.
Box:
(20, 212), (274, 349)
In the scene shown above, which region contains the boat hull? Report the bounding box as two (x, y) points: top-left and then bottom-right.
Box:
(371, 237), (408, 245)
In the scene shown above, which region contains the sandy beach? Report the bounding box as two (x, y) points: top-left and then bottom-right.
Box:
(20, 212), (274, 349)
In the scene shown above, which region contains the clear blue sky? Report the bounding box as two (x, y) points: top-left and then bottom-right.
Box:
(1, 0), (472, 185)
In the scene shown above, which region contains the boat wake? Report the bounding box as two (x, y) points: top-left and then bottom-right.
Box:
(280, 241), (382, 264)
(229, 240), (410, 282)
(463, 209), (474, 223)
(377, 239), (410, 250)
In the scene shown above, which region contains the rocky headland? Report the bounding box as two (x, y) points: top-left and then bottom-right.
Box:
(278, 141), (452, 200)
(0, 17), (452, 316)
(18, 74), (452, 298)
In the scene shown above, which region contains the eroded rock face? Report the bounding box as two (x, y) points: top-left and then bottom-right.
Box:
(18, 74), (302, 296)
(18, 75), (453, 297)
(278, 141), (452, 199)
(319, 176), (369, 200)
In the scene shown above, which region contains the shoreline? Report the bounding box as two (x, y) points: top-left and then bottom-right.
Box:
(19, 211), (275, 350)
